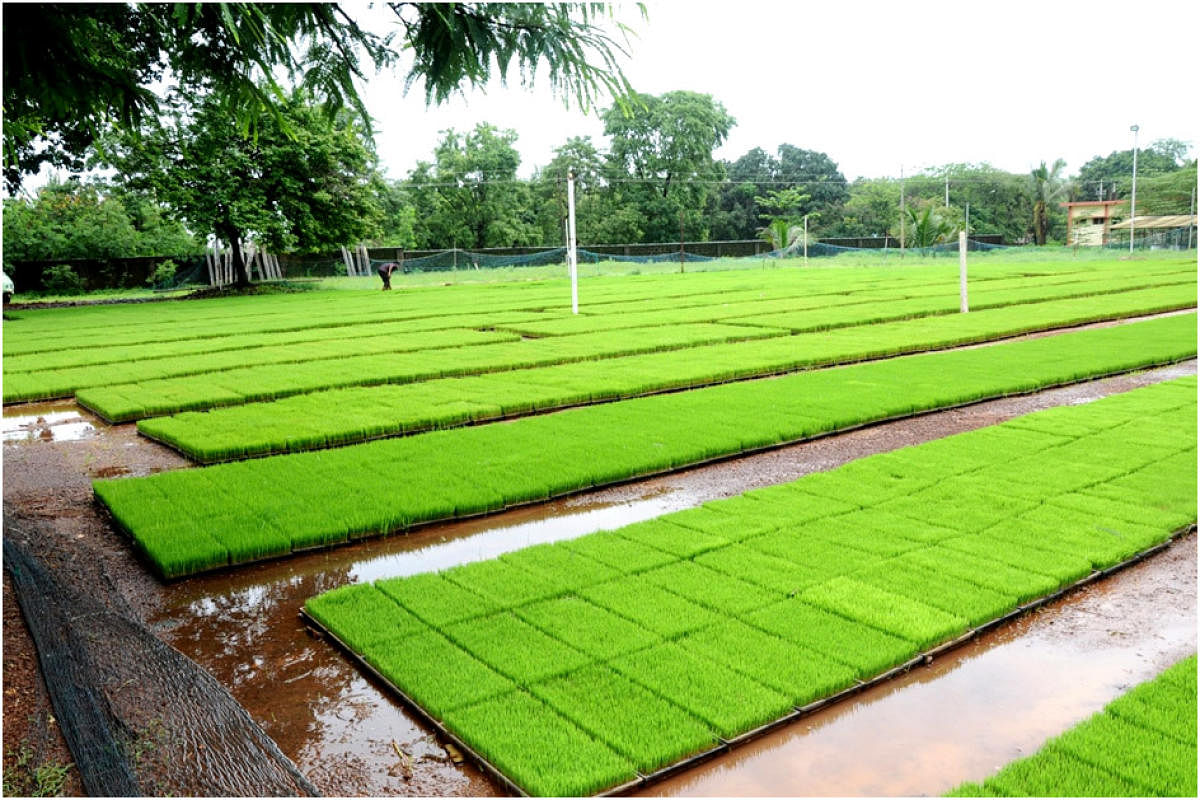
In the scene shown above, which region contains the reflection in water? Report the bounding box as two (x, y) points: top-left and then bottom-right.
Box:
(2, 410), (96, 442)
(349, 491), (694, 582)
(636, 536), (1197, 797)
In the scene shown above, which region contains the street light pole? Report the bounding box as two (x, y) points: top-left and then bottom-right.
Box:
(1129, 124), (1139, 254)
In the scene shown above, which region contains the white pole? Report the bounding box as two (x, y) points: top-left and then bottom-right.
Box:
(567, 168), (579, 315)
(899, 166), (905, 254)
(945, 175), (949, 207)
(958, 230), (969, 313)
(1129, 124), (1139, 254)
(803, 214), (809, 266)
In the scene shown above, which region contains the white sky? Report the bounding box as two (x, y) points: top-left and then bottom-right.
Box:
(362, 0), (1198, 182)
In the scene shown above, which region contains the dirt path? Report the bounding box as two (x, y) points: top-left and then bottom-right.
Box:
(3, 360), (1196, 795)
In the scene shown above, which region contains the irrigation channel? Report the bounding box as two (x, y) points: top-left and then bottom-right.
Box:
(1, 359), (1195, 796)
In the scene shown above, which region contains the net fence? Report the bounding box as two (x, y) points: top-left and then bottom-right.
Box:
(275, 237), (1020, 280)
(3, 523), (319, 797)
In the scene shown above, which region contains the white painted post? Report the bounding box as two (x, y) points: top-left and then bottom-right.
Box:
(567, 168), (579, 315)
(803, 214), (809, 267)
(1129, 124), (1139, 254)
(958, 230), (969, 313)
(205, 244), (216, 286)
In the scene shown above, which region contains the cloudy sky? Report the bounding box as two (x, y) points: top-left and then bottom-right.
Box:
(362, 0), (1197, 182)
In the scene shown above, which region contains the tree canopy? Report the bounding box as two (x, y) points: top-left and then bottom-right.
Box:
(107, 91), (383, 285)
(1076, 138), (1190, 201)
(2, 180), (197, 263)
(601, 90), (735, 242)
(406, 123), (541, 249)
(3, 2), (638, 193)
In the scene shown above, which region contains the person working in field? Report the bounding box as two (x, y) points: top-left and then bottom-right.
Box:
(377, 262), (401, 290)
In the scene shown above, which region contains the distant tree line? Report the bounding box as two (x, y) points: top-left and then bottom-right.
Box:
(3, 4), (1194, 279)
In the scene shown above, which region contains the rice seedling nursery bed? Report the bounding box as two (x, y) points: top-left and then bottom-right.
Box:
(302, 378), (1197, 796)
(4, 258), (1191, 412)
(69, 278), (1198, 421)
(139, 312), (1196, 462)
(8, 253), (1196, 795)
(947, 654), (1197, 797)
(94, 315), (1195, 576)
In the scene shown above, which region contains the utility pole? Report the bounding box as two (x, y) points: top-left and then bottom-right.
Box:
(944, 175), (949, 207)
(899, 166), (906, 254)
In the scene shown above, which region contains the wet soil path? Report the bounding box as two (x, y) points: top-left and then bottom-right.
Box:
(2, 359), (1196, 796)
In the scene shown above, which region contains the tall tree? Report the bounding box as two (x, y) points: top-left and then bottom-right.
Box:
(1076, 138), (1190, 201)
(601, 90), (735, 242)
(531, 136), (606, 244)
(108, 91), (382, 285)
(407, 123), (541, 249)
(4, 3), (638, 193)
(775, 145), (849, 222)
(1030, 159), (1069, 245)
(712, 147), (777, 240)
(2, 180), (196, 263)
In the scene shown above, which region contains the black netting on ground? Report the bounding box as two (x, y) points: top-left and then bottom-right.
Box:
(3, 530), (319, 797)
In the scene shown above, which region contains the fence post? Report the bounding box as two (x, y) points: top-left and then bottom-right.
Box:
(567, 168), (579, 314)
(958, 230), (969, 313)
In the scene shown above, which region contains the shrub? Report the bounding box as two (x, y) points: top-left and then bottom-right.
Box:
(42, 264), (85, 294)
(146, 259), (177, 288)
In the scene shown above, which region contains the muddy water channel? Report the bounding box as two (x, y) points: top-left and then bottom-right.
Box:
(3, 361), (1197, 796)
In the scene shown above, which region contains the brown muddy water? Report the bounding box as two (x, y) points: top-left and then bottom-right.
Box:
(3, 360), (1197, 796)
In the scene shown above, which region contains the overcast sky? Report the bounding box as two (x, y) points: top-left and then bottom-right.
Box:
(363, 0), (1197, 182)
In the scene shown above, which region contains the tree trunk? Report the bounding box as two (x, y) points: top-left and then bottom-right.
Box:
(217, 222), (252, 287)
(1033, 201), (1047, 246)
(230, 236), (251, 287)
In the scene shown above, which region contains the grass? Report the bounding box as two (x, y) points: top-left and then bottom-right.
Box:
(302, 379), (1195, 795)
(947, 654), (1197, 797)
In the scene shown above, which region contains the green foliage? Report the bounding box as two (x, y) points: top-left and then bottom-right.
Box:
(2, 744), (72, 798)
(106, 90), (382, 285)
(901, 201), (959, 248)
(1030, 158), (1069, 245)
(1076, 138), (1191, 200)
(601, 91), (735, 242)
(713, 146), (848, 240)
(146, 260), (177, 288)
(40, 264), (85, 295)
(4, 3), (637, 194)
(405, 123), (543, 249)
(1, 181), (197, 266)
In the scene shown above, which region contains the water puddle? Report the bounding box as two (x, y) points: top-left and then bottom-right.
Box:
(2, 406), (97, 442)
(636, 535), (1196, 797)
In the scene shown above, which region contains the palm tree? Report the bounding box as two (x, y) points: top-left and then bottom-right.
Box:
(757, 218), (803, 251)
(1030, 159), (1068, 245)
(902, 205), (957, 248)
